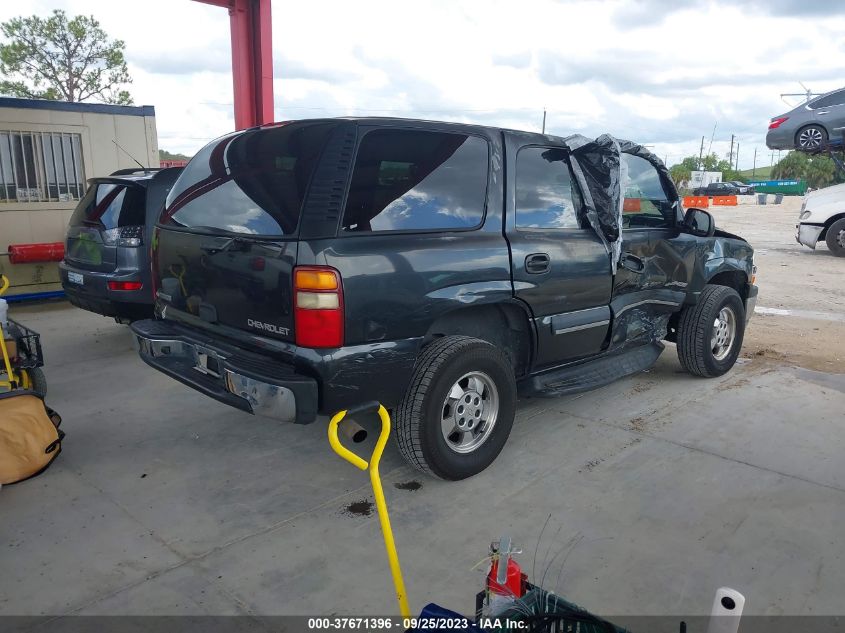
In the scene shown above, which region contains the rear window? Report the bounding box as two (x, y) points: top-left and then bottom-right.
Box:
(162, 122), (337, 236)
(69, 183), (146, 229)
(342, 129), (489, 232)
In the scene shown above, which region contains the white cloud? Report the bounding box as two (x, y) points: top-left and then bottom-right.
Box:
(1, 0), (843, 169)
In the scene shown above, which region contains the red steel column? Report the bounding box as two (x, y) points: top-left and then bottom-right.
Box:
(193, 0), (274, 130)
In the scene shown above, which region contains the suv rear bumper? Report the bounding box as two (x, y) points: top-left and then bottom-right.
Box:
(60, 260), (152, 320)
(130, 319), (318, 424)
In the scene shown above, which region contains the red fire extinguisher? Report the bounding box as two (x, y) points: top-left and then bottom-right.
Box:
(485, 537), (527, 615)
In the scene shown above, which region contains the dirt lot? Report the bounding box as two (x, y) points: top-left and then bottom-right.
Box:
(710, 197), (845, 372)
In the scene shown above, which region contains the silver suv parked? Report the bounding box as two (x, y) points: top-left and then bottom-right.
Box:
(60, 167), (182, 323)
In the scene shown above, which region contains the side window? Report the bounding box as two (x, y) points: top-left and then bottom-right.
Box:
(622, 153), (674, 229)
(341, 129), (488, 232)
(515, 147), (581, 229)
(810, 90), (845, 109)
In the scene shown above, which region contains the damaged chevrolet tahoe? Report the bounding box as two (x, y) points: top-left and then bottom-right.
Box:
(131, 118), (758, 480)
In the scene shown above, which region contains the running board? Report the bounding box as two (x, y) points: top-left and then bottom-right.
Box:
(519, 342), (664, 398)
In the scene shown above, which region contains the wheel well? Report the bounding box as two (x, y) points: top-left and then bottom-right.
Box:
(795, 123), (829, 141)
(707, 270), (748, 301)
(423, 303), (532, 377)
(819, 213), (845, 240)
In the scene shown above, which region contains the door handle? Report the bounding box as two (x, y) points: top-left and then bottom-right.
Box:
(817, 111), (829, 115)
(525, 253), (550, 274)
(620, 252), (645, 273)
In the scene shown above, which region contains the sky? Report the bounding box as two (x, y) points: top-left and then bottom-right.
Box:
(2, 0), (844, 169)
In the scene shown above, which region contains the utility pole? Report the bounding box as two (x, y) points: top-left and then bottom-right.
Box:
(729, 134), (735, 168)
(542, 108), (546, 135)
(735, 142), (739, 171)
(699, 136), (705, 170)
(752, 147), (757, 178)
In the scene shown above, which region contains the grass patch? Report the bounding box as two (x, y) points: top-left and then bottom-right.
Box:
(738, 165), (775, 180)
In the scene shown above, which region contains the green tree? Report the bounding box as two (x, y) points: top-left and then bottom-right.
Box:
(671, 154), (741, 184)
(802, 156), (836, 189)
(771, 151), (808, 180)
(669, 164), (691, 188)
(771, 151), (841, 189)
(0, 10), (132, 104)
(679, 156), (700, 172)
(159, 149), (191, 161)
(676, 153), (723, 172)
(701, 153), (721, 171)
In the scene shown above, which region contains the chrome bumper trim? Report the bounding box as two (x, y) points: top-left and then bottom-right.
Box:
(135, 335), (297, 423)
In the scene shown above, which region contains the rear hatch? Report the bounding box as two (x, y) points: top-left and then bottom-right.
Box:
(65, 178), (147, 272)
(154, 121), (339, 344)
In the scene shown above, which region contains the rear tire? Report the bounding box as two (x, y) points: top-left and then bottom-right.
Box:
(677, 285), (745, 378)
(824, 219), (845, 257)
(395, 336), (516, 480)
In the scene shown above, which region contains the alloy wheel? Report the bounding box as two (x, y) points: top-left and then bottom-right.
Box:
(798, 127), (824, 149)
(711, 306), (737, 361)
(440, 371), (499, 454)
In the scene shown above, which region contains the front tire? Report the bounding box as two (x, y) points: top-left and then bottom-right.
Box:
(395, 336), (516, 480)
(796, 125), (828, 151)
(677, 285), (745, 378)
(824, 218), (845, 257)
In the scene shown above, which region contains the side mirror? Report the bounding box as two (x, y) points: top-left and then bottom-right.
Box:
(683, 207), (715, 237)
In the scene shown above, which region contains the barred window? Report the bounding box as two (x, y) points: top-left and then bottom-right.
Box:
(0, 131), (86, 204)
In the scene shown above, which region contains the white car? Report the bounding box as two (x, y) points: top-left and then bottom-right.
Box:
(796, 182), (845, 256)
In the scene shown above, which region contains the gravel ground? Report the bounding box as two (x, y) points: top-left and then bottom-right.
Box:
(709, 197), (845, 373)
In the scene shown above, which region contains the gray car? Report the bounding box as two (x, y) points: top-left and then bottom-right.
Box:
(767, 87), (845, 151)
(60, 167), (182, 323)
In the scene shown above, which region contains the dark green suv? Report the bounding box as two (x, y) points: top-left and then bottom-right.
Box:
(131, 119), (757, 480)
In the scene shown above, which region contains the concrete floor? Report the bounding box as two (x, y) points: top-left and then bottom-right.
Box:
(2, 202), (844, 618)
(3, 305), (844, 618)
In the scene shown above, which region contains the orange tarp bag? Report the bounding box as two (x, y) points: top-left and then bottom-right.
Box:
(0, 390), (64, 484)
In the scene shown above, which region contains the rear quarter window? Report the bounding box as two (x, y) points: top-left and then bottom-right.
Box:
(341, 128), (489, 233)
(162, 122), (337, 236)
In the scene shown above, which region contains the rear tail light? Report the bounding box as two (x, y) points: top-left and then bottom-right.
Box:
(293, 266), (343, 348)
(768, 117), (789, 130)
(108, 280), (143, 291)
(102, 225), (144, 247)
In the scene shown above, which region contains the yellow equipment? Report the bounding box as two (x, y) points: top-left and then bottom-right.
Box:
(0, 274), (46, 394)
(328, 402), (411, 619)
(1, 274), (22, 391)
